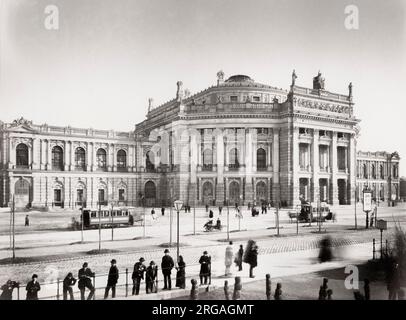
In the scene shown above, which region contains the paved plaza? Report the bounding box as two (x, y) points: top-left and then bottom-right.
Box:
(0, 203), (404, 299)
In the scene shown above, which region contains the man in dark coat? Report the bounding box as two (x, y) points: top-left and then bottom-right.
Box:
(26, 274), (40, 300)
(146, 261), (158, 294)
(63, 272), (77, 300)
(235, 244), (244, 271)
(199, 251), (211, 285)
(78, 262), (95, 300)
(1, 280), (19, 300)
(244, 240), (258, 278)
(161, 249), (175, 290)
(388, 261), (401, 300)
(161, 207), (165, 216)
(104, 259), (119, 299)
(132, 257), (146, 295)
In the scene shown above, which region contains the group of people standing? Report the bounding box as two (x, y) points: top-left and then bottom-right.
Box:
(224, 240), (258, 278)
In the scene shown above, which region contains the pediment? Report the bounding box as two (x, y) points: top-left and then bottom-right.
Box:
(6, 124), (38, 133)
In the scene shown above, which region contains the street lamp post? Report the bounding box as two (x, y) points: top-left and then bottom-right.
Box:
(80, 201), (84, 242)
(11, 195), (15, 261)
(111, 202), (114, 241)
(174, 200), (183, 263)
(226, 200), (230, 241)
(98, 202), (102, 252)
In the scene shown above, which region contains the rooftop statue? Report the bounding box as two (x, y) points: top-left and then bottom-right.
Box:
(313, 71), (325, 90)
(291, 69), (297, 87)
(348, 82), (353, 98)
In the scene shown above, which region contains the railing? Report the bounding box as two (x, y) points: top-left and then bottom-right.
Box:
(202, 164), (213, 171)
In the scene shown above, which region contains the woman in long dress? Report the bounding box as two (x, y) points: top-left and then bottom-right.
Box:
(175, 256), (186, 289)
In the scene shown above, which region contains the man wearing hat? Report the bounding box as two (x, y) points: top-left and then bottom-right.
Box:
(161, 249), (174, 290)
(104, 259), (119, 299)
(78, 262), (95, 300)
(132, 257), (146, 295)
(26, 274), (41, 300)
(199, 251), (211, 285)
(146, 261), (158, 294)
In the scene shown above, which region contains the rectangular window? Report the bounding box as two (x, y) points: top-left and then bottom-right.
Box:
(319, 130), (326, 137)
(253, 96), (260, 102)
(230, 96), (238, 102)
(119, 189), (125, 201)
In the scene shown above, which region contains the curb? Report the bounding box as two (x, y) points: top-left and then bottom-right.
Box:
(122, 284), (218, 300)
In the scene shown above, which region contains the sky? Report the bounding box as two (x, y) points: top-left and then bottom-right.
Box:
(0, 0), (405, 174)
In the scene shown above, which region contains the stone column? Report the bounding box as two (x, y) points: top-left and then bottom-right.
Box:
(64, 141), (70, 171)
(189, 134), (198, 204)
(329, 132), (338, 205)
(40, 140), (46, 170)
(272, 129), (280, 205)
(348, 134), (356, 204)
(245, 129), (254, 204)
(312, 130), (319, 203)
(216, 130), (224, 205)
(70, 142), (75, 171)
(32, 138), (40, 170)
(86, 143), (91, 172)
(91, 143), (97, 172)
(46, 140), (52, 170)
(292, 126), (300, 207)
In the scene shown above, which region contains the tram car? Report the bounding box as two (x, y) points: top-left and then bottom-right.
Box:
(81, 206), (136, 229)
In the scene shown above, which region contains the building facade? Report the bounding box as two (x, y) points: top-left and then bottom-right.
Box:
(0, 71), (400, 209)
(356, 151), (400, 203)
(0, 118), (137, 209)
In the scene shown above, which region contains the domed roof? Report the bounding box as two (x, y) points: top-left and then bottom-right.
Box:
(225, 75), (254, 83)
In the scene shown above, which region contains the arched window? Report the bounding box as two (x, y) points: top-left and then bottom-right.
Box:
(146, 151), (155, 172)
(380, 165), (384, 179)
(203, 149), (213, 171)
(145, 181), (156, 206)
(52, 146), (64, 171)
(363, 164), (368, 179)
(75, 147), (86, 171)
(257, 148), (266, 170)
(229, 148), (239, 170)
(371, 164), (376, 179)
(117, 150), (127, 170)
(16, 143), (29, 167)
(96, 148), (107, 171)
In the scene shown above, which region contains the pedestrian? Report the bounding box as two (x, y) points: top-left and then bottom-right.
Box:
(63, 272), (77, 300)
(364, 278), (370, 300)
(225, 241), (233, 276)
(161, 249), (175, 290)
(243, 240), (258, 278)
(219, 206), (223, 216)
(104, 259), (119, 299)
(78, 262), (95, 300)
(26, 274), (40, 300)
(132, 257), (146, 295)
(199, 251), (211, 285)
(274, 283), (282, 300)
(327, 289), (333, 300)
(205, 204), (209, 212)
(175, 255), (186, 289)
(151, 208), (156, 220)
(0, 280), (19, 300)
(209, 210), (214, 219)
(387, 261), (401, 300)
(234, 244), (243, 271)
(318, 278), (328, 300)
(25, 215), (29, 227)
(161, 207), (165, 216)
(146, 261), (158, 294)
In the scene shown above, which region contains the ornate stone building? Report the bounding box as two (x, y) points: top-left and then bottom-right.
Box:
(356, 151), (401, 203)
(0, 71), (400, 209)
(0, 118), (137, 209)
